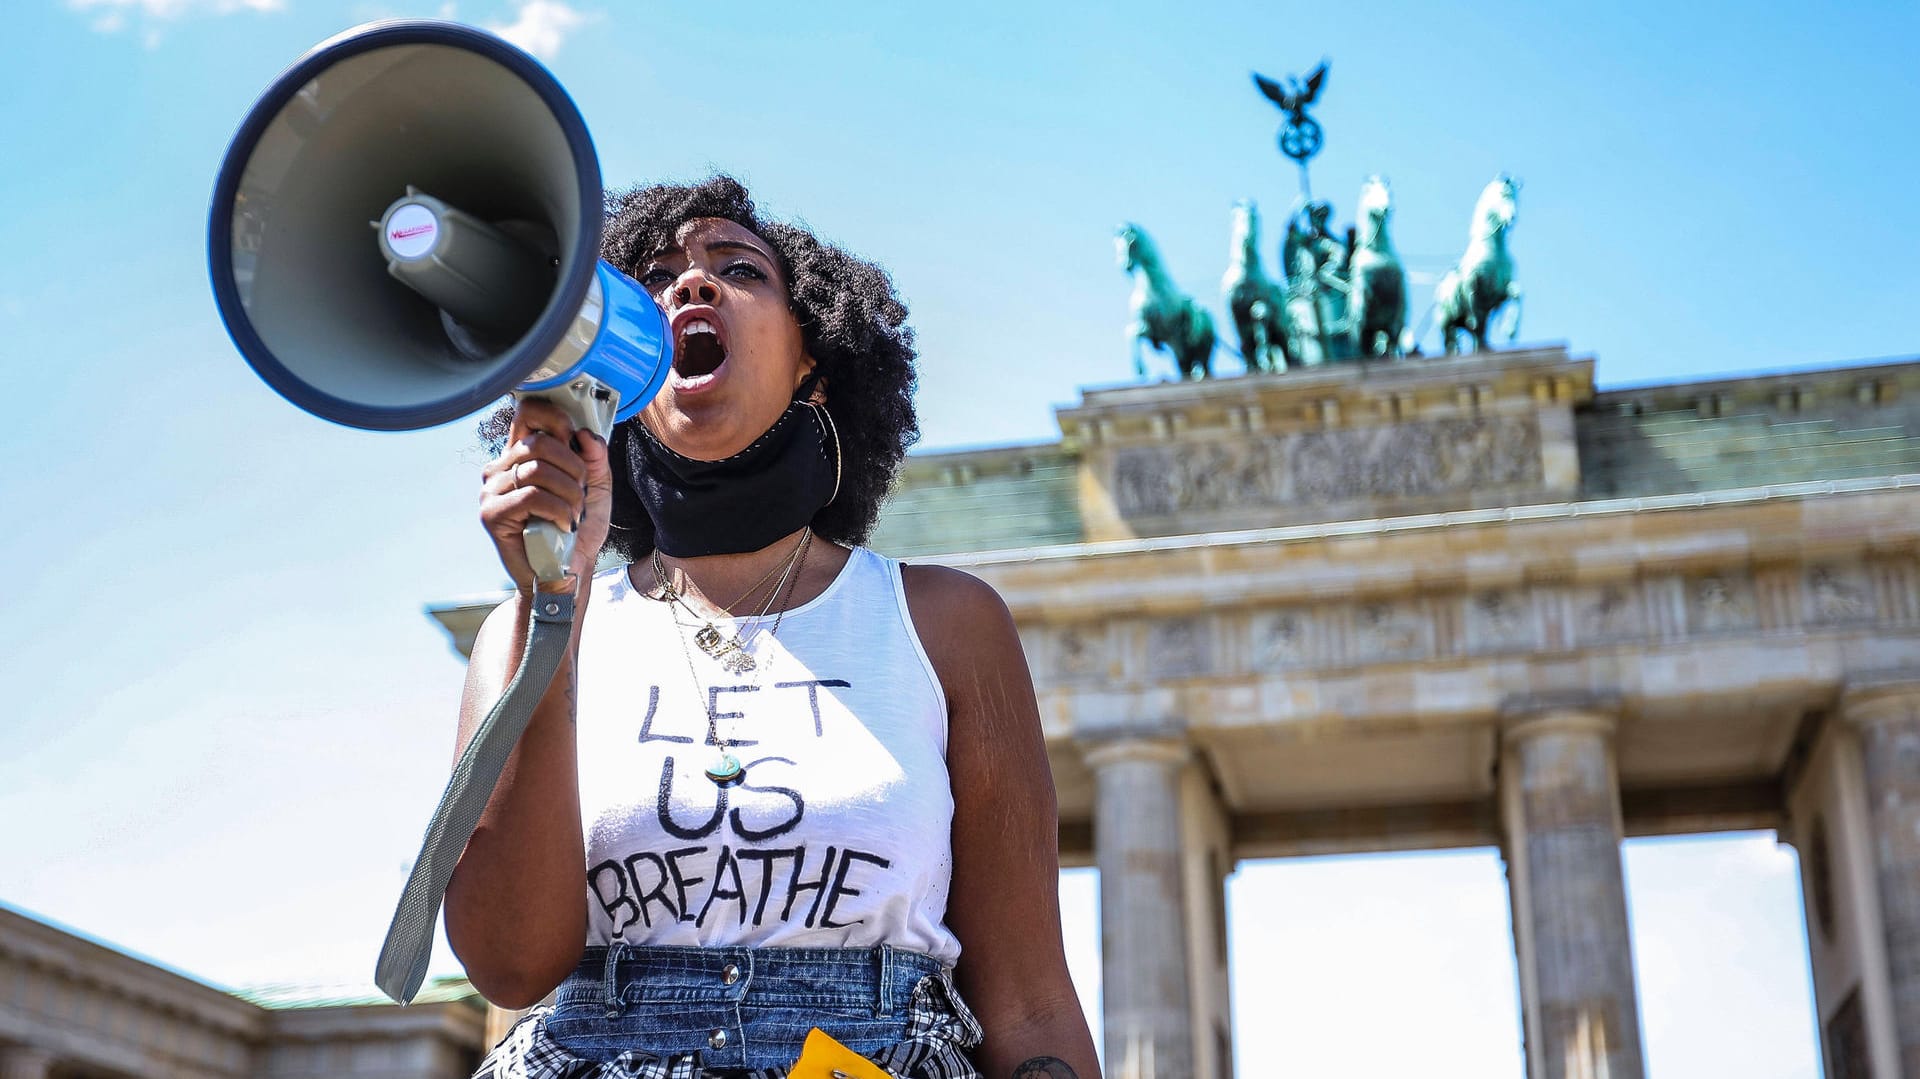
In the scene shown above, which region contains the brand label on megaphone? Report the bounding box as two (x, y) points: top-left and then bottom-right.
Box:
(386, 203), (439, 259)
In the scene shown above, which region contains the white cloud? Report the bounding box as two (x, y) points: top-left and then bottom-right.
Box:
(67, 0), (283, 38)
(485, 0), (588, 60)
(68, 0), (284, 18)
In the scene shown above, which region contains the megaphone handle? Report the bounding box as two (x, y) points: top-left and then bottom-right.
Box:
(514, 375), (621, 584)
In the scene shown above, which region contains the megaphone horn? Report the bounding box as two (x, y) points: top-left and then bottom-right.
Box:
(208, 19), (672, 581)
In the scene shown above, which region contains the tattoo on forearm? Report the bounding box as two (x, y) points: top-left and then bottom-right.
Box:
(1012, 1057), (1078, 1079)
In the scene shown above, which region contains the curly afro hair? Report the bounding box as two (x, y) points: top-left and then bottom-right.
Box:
(484, 174), (920, 563)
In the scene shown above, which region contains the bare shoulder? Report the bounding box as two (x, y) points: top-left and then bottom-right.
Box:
(898, 562), (1020, 667)
(900, 561), (1006, 614)
(897, 560), (1041, 763)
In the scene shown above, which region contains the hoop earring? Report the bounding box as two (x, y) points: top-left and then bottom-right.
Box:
(803, 401), (842, 506)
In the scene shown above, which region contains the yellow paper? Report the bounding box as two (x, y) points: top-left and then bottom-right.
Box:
(788, 1027), (896, 1079)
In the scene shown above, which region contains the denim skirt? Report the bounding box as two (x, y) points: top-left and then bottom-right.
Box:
(475, 943), (984, 1079)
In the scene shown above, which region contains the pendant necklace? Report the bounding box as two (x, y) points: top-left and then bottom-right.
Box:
(653, 530), (813, 786)
(653, 535), (803, 675)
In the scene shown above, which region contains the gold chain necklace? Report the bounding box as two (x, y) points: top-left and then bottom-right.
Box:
(654, 530), (813, 786)
(652, 531), (808, 675)
(714, 541), (804, 611)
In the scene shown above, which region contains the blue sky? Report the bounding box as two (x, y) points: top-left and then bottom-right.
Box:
(5, 0), (1915, 1074)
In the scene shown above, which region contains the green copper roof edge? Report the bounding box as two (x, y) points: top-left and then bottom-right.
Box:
(934, 472), (1920, 567)
(901, 436), (1072, 460)
(231, 974), (480, 1010)
(1589, 353), (1920, 395)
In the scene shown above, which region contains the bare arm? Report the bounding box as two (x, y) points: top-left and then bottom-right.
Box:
(905, 565), (1101, 1079)
(441, 399), (611, 1008)
(441, 593), (590, 1008)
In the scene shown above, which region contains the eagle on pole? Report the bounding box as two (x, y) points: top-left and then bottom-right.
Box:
(1253, 60), (1330, 163)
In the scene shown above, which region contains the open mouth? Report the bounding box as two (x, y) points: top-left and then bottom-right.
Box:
(673, 316), (728, 380)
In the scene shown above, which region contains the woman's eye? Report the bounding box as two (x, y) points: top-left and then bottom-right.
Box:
(723, 262), (767, 281)
(638, 267), (675, 289)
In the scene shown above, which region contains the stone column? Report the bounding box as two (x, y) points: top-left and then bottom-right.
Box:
(1500, 705), (1647, 1079)
(1843, 680), (1920, 1077)
(1177, 760), (1234, 1079)
(0, 1048), (56, 1079)
(1087, 736), (1195, 1079)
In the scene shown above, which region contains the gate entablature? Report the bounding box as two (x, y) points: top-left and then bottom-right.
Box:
(1055, 346), (1593, 542)
(934, 478), (1920, 863)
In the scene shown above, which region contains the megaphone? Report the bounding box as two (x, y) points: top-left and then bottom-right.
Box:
(209, 20), (677, 1004)
(208, 19), (671, 582)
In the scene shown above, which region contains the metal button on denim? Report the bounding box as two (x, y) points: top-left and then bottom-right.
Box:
(722, 963), (741, 985)
(708, 1029), (728, 1050)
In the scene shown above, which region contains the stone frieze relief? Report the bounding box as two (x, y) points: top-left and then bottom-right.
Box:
(1039, 558), (1919, 685)
(1109, 414), (1544, 518)
(1147, 618), (1212, 678)
(1806, 564), (1876, 626)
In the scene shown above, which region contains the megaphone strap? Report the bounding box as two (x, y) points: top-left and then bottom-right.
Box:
(375, 589), (578, 1003)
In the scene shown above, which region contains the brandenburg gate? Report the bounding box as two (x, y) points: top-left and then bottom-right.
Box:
(428, 346), (1920, 1078)
(865, 346), (1920, 1079)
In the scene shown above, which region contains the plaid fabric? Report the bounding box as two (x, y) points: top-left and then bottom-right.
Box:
(476, 965), (983, 1079)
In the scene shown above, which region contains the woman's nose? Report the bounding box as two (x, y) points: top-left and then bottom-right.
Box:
(672, 269), (718, 307)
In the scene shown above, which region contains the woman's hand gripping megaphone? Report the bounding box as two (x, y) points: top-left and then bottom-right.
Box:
(480, 395), (616, 592)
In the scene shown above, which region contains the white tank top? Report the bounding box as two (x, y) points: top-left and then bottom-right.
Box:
(573, 546), (961, 964)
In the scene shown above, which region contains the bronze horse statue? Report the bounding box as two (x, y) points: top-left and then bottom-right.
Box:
(1433, 175), (1523, 354)
(1221, 200), (1290, 372)
(1347, 176), (1407, 358)
(1117, 223), (1216, 379)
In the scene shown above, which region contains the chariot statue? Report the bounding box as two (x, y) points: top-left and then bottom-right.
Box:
(1111, 56), (1530, 378)
(1281, 198), (1351, 364)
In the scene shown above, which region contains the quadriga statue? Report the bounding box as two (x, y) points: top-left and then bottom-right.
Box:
(1116, 222), (1216, 380)
(1432, 175), (1523, 354)
(1221, 200), (1291, 373)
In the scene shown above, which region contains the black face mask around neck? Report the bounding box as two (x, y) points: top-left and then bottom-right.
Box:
(624, 400), (840, 558)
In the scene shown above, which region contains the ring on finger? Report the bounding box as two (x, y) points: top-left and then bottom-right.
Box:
(511, 461), (525, 490)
